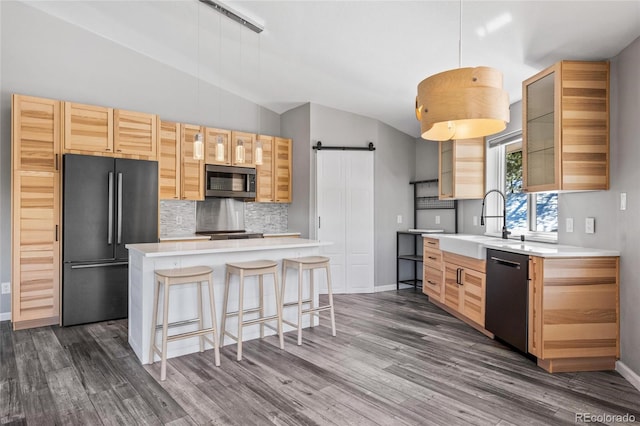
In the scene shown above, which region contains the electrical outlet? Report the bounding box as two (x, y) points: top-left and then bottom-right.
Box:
(435, 215), (441, 225)
(473, 216), (478, 226)
(176, 215), (183, 225)
(397, 215), (402, 224)
(566, 218), (574, 233)
(1, 282), (10, 295)
(585, 217), (595, 234)
(621, 192), (627, 210)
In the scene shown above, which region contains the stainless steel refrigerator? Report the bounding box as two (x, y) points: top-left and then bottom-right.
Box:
(62, 154), (158, 326)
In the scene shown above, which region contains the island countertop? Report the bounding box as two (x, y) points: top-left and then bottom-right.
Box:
(127, 237), (328, 258)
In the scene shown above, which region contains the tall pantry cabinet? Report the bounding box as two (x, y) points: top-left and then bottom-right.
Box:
(11, 95), (61, 330)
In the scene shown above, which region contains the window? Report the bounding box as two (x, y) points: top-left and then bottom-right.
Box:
(488, 137), (557, 240)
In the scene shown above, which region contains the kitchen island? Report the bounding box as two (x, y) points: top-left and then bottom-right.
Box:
(126, 238), (328, 364)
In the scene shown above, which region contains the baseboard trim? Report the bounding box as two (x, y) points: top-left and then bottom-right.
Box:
(375, 283), (417, 292)
(0, 312), (10, 322)
(616, 361), (640, 392)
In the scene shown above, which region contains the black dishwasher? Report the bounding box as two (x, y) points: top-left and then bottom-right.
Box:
(485, 249), (529, 353)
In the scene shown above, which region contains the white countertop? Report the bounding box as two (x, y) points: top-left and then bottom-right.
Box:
(423, 233), (619, 258)
(127, 237), (328, 258)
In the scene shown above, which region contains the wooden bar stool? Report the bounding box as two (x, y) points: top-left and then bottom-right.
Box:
(149, 266), (220, 381)
(281, 256), (336, 345)
(220, 260), (284, 361)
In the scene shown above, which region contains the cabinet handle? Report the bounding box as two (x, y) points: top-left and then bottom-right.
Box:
(427, 241), (436, 245)
(55, 154), (59, 171)
(427, 280), (436, 285)
(55, 225), (59, 242)
(428, 256), (437, 260)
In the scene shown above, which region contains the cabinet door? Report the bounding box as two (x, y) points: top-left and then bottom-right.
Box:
(159, 121), (181, 200)
(443, 262), (462, 311)
(423, 266), (443, 302)
(12, 171), (60, 329)
(181, 124), (204, 201)
(461, 267), (486, 326)
(12, 95), (61, 172)
(231, 131), (256, 167)
(274, 137), (292, 203)
(439, 138), (485, 199)
(204, 128), (231, 165)
(256, 135), (275, 202)
(114, 109), (158, 159)
(523, 65), (560, 191)
(439, 140), (454, 198)
(63, 102), (114, 154)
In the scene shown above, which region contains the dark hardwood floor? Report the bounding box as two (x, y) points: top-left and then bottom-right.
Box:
(2, 289), (639, 425)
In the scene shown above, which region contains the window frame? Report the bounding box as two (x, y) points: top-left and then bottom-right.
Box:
(487, 136), (558, 243)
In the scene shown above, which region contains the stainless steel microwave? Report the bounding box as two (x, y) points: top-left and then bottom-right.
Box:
(205, 164), (256, 199)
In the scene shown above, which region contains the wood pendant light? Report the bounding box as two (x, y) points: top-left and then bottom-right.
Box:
(416, 66), (510, 141)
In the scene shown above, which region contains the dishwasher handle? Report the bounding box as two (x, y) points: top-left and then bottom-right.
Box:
(490, 256), (521, 269)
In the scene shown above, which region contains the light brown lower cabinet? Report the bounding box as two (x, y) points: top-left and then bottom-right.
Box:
(528, 256), (619, 373)
(11, 170), (60, 330)
(442, 252), (486, 327)
(422, 237), (444, 302)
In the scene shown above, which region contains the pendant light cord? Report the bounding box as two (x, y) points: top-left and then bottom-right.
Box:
(458, 0), (462, 68)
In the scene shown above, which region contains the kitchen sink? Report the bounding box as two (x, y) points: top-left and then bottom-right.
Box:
(436, 235), (500, 259)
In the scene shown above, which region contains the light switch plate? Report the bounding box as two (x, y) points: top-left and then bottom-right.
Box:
(1, 282), (10, 295)
(585, 217), (595, 234)
(621, 192), (627, 210)
(396, 215), (402, 224)
(435, 215), (441, 225)
(473, 216), (478, 226)
(566, 218), (574, 233)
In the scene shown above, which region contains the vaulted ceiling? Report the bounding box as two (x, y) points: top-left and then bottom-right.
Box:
(25, 1), (640, 137)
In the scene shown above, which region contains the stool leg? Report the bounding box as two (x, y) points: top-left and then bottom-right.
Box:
(310, 267), (316, 327)
(197, 280), (204, 353)
(149, 277), (160, 364)
(220, 270), (231, 348)
(297, 263), (303, 346)
(281, 261), (288, 329)
(273, 270), (285, 350)
(259, 274), (264, 339)
(326, 264), (336, 337)
(237, 271), (245, 361)
(160, 279), (170, 381)
(207, 272), (220, 367)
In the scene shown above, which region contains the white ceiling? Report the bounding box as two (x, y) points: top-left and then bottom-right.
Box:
(25, 0), (640, 137)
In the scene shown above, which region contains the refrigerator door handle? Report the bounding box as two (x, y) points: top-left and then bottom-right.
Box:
(108, 172), (114, 245)
(117, 172), (123, 245)
(71, 261), (128, 269)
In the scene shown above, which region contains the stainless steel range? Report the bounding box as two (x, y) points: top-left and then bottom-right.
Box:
(196, 198), (263, 240)
(196, 230), (263, 240)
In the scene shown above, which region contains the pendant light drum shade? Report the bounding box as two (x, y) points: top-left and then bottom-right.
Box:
(416, 66), (509, 141)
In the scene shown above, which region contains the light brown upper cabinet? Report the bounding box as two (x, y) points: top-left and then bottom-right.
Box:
(63, 102), (114, 154)
(255, 135), (275, 202)
(274, 137), (292, 203)
(181, 124), (205, 201)
(523, 61), (609, 192)
(159, 120), (181, 200)
(438, 137), (485, 199)
(12, 94), (61, 172)
(231, 131), (256, 167)
(113, 109), (158, 159)
(204, 127), (232, 166)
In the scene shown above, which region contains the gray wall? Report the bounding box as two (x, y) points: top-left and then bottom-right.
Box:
(0, 1), (280, 316)
(558, 36), (640, 375)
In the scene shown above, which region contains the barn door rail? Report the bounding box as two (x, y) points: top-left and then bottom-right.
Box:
(313, 141), (375, 151)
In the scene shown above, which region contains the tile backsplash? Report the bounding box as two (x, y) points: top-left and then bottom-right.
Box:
(160, 200), (288, 236)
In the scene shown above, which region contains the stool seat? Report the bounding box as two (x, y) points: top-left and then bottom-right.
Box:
(282, 256), (336, 345)
(155, 265), (213, 278)
(221, 259), (284, 361)
(150, 265), (219, 381)
(227, 260), (278, 270)
(283, 256), (330, 265)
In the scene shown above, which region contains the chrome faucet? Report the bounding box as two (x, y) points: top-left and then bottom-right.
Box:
(480, 189), (511, 239)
